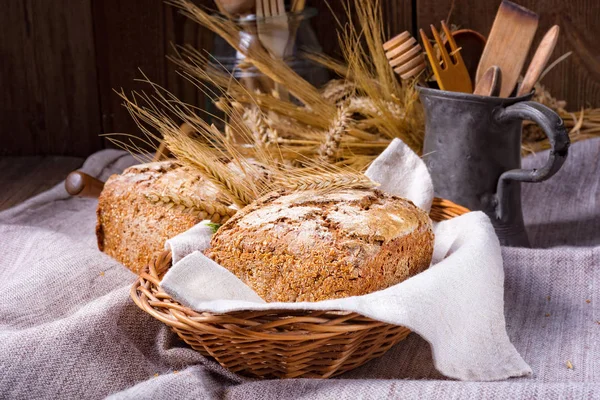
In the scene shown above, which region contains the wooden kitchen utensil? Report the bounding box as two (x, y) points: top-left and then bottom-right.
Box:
(445, 29), (486, 83)
(256, 0), (289, 60)
(215, 0), (255, 15)
(475, 0), (539, 97)
(65, 171), (105, 198)
(383, 31), (426, 80)
(473, 65), (502, 96)
(287, 0), (306, 58)
(420, 21), (473, 93)
(291, 0), (306, 12)
(256, 0), (289, 99)
(517, 25), (560, 96)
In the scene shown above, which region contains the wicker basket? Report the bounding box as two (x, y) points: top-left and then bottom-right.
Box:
(131, 197), (469, 379)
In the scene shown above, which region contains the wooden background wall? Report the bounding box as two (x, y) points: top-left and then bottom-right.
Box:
(1, 0), (598, 157)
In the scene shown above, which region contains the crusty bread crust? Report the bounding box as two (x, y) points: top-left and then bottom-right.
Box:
(96, 161), (234, 274)
(205, 189), (434, 302)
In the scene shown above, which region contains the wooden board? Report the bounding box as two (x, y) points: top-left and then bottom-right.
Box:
(0, 0), (102, 157)
(415, 0), (600, 109)
(309, 0), (413, 60)
(0, 0), (596, 157)
(165, 0), (215, 118)
(0, 156), (83, 211)
(383, 0), (414, 39)
(92, 0), (166, 150)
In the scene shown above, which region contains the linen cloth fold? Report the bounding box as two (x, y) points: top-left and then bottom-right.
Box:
(161, 138), (531, 381)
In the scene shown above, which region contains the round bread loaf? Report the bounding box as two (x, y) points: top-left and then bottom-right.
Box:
(205, 188), (434, 302)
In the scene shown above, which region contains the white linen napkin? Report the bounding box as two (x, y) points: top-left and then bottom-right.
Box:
(161, 138), (532, 381)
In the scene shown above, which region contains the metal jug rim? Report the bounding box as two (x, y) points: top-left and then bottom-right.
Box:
(416, 85), (534, 105)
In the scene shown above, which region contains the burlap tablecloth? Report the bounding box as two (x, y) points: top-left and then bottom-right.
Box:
(0, 140), (598, 399)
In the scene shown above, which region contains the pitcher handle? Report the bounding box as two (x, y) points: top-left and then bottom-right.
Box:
(493, 101), (570, 221)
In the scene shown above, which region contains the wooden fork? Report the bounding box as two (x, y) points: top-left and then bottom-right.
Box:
(256, 0), (289, 60)
(256, 0), (290, 99)
(420, 21), (473, 93)
(383, 31), (427, 81)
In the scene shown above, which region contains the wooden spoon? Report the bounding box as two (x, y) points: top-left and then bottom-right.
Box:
(474, 65), (502, 96)
(517, 25), (560, 96)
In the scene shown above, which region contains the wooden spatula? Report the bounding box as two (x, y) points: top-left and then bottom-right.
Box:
(476, 0), (539, 97)
(474, 65), (502, 96)
(517, 25), (560, 96)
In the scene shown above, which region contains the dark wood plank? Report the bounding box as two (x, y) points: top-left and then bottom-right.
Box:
(0, 0), (102, 157)
(308, 0), (413, 60)
(0, 156), (83, 211)
(309, 0), (351, 60)
(382, 0), (414, 39)
(92, 0), (166, 149)
(164, 0), (215, 114)
(415, 0), (600, 109)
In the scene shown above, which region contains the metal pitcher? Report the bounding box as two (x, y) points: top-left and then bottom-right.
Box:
(418, 86), (570, 247)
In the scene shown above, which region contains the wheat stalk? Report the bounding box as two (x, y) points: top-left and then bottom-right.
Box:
(164, 134), (259, 207)
(165, 0), (426, 158)
(119, 86), (266, 207)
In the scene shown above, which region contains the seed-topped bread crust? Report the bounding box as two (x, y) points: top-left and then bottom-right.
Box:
(205, 188), (434, 302)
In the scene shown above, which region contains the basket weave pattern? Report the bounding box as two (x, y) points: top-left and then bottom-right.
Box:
(131, 197), (468, 379)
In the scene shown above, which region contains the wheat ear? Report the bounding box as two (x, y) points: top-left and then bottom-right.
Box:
(319, 105), (352, 162)
(145, 191), (236, 224)
(243, 107), (279, 146)
(278, 171), (376, 193)
(320, 79), (357, 104)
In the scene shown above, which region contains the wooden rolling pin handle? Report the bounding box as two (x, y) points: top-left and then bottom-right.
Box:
(65, 171), (105, 198)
